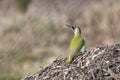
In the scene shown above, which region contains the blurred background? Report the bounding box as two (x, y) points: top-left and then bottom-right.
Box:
(0, 0), (120, 80)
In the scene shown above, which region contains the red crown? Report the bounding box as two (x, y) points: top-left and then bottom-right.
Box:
(77, 26), (81, 34)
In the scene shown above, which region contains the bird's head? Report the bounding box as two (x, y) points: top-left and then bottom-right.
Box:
(66, 24), (81, 35)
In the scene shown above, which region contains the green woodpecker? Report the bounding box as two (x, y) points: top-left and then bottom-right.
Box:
(66, 24), (85, 64)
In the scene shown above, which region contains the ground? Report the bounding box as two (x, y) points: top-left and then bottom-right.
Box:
(21, 43), (120, 80)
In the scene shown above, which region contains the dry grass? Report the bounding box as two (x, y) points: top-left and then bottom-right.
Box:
(0, 0), (120, 79)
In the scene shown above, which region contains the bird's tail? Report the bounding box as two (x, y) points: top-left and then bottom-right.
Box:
(80, 45), (85, 53)
(66, 56), (72, 64)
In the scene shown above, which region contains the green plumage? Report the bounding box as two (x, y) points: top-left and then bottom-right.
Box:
(66, 31), (85, 64)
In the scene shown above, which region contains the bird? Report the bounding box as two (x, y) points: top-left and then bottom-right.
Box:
(66, 24), (85, 64)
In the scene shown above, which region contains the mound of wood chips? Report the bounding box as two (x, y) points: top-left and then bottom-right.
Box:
(21, 44), (120, 80)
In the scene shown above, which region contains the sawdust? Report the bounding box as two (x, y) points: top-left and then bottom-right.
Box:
(21, 44), (120, 80)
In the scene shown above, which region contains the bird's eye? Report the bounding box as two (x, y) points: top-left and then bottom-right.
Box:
(72, 26), (75, 30)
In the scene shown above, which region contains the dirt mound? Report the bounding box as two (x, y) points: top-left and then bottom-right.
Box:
(21, 44), (120, 80)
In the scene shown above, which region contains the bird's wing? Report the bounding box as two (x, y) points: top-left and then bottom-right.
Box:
(69, 37), (85, 57)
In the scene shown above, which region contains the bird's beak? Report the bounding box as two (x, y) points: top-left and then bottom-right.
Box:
(66, 24), (71, 28)
(66, 24), (75, 32)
